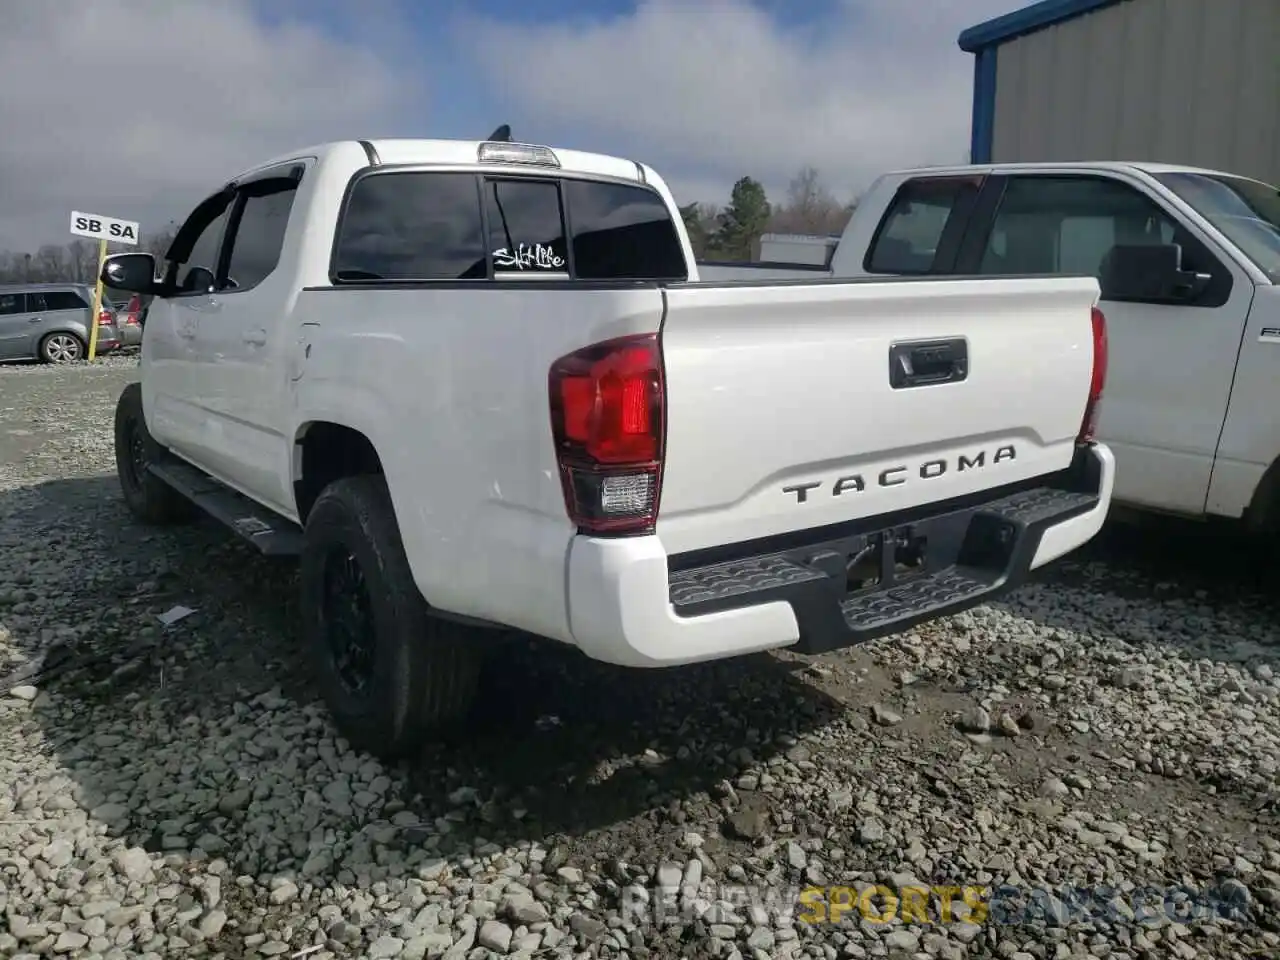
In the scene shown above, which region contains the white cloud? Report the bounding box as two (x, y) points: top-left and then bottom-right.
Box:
(0, 0), (1028, 252)
(462, 0), (1023, 208)
(0, 0), (418, 251)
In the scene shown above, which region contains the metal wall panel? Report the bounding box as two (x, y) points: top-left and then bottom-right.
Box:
(991, 0), (1280, 184)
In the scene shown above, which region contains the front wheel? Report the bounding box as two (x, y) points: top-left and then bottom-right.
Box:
(113, 382), (197, 525)
(299, 475), (482, 760)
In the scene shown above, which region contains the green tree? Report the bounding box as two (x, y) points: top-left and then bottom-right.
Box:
(679, 202), (724, 259)
(0, 221), (180, 284)
(679, 202), (710, 258)
(714, 177), (770, 261)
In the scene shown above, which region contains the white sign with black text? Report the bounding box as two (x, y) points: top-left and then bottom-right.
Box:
(69, 210), (140, 245)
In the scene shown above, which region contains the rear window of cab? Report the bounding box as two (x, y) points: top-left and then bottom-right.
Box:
(332, 172), (688, 283)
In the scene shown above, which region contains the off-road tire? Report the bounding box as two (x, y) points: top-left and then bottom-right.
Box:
(300, 475), (482, 760)
(114, 382), (197, 525)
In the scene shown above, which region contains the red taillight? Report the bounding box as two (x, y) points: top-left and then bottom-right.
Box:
(98, 310), (112, 326)
(1078, 305), (1108, 443)
(549, 333), (665, 536)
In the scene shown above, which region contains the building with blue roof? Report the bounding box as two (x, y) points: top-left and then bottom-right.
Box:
(957, 0), (1280, 186)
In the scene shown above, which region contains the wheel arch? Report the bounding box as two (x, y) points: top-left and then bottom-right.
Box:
(1244, 453), (1280, 534)
(293, 420), (386, 523)
(291, 384), (439, 610)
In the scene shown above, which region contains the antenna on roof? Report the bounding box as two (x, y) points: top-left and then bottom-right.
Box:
(487, 124), (512, 143)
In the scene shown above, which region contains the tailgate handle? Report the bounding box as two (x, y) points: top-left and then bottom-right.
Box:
(889, 338), (968, 389)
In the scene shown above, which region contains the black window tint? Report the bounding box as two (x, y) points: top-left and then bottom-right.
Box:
(26, 294), (47, 312)
(563, 180), (687, 280)
(483, 179), (568, 273)
(224, 184), (298, 290)
(179, 206), (230, 292)
(0, 293), (21, 315)
(867, 178), (978, 274)
(43, 291), (88, 311)
(334, 172), (486, 281)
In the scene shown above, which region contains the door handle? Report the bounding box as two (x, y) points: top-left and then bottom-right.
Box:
(243, 329), (267, 347)
(28, 317), (43, 323)
(889, 338), (969, 389)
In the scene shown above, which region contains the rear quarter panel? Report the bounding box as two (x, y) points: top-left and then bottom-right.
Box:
(289, 284), (667, 641)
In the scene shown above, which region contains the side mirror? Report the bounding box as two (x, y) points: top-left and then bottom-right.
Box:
(183, 266), (216, 294)
(1099, 243), (1210, 303)
(102, 252), (160, 296)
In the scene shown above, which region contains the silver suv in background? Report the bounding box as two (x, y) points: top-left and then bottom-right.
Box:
(0, 283), (122, 363)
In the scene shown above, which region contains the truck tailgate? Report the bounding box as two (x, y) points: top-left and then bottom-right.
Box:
(656, 275), (1101, 556)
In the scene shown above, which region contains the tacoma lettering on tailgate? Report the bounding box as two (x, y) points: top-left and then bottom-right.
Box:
(782, 445), (1017, 503)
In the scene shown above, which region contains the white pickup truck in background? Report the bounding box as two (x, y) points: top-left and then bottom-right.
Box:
(703, 161), (1280, 532)
(100, 135), (1113, 759)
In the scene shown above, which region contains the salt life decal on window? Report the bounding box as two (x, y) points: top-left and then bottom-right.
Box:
(492, 243), (565, 271)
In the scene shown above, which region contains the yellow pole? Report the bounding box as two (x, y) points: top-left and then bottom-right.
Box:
(87, 238), (107, 361)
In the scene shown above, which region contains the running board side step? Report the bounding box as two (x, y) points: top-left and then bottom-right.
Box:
(147, 461), (304, 556)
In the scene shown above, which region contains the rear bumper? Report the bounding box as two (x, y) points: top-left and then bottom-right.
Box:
(93, 326), (121, 353)
(567, 442), (1114, 667)
(118, 322), (142, 348)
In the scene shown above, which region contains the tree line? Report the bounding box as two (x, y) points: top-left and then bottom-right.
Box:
(0, 224), (177, 286)
(681, 166), (857, 261)
(0, 166), (853, 283)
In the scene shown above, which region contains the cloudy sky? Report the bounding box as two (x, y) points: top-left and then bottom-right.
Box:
(0, 0), (1022, 251)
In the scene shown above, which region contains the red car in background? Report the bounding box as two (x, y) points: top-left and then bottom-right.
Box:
(115, 292), (148, 348)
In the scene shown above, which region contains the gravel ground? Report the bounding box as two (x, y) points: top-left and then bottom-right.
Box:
(0, 359), (1278, 960)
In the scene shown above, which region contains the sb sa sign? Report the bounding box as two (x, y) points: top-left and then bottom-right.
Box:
(69, 210), (140, 246)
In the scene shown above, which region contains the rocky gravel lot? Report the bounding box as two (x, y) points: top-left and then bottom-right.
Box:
(0, 358), (1278, 960)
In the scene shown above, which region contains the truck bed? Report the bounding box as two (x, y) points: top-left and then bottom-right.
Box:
(696, 260), (834, 281)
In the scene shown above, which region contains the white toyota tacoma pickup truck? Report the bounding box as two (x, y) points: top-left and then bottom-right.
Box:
(703, 161), (1280, 531)
(100, 135), (1114, 759)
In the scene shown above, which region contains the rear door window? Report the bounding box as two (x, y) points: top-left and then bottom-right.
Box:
(0, 293), (23, 315)
(865, 177), (981, 274)
(43, 291), (89, 311)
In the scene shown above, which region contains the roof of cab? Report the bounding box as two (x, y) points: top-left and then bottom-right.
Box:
(231, 138), (648, 185)
(883, 160), (1248, 181)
